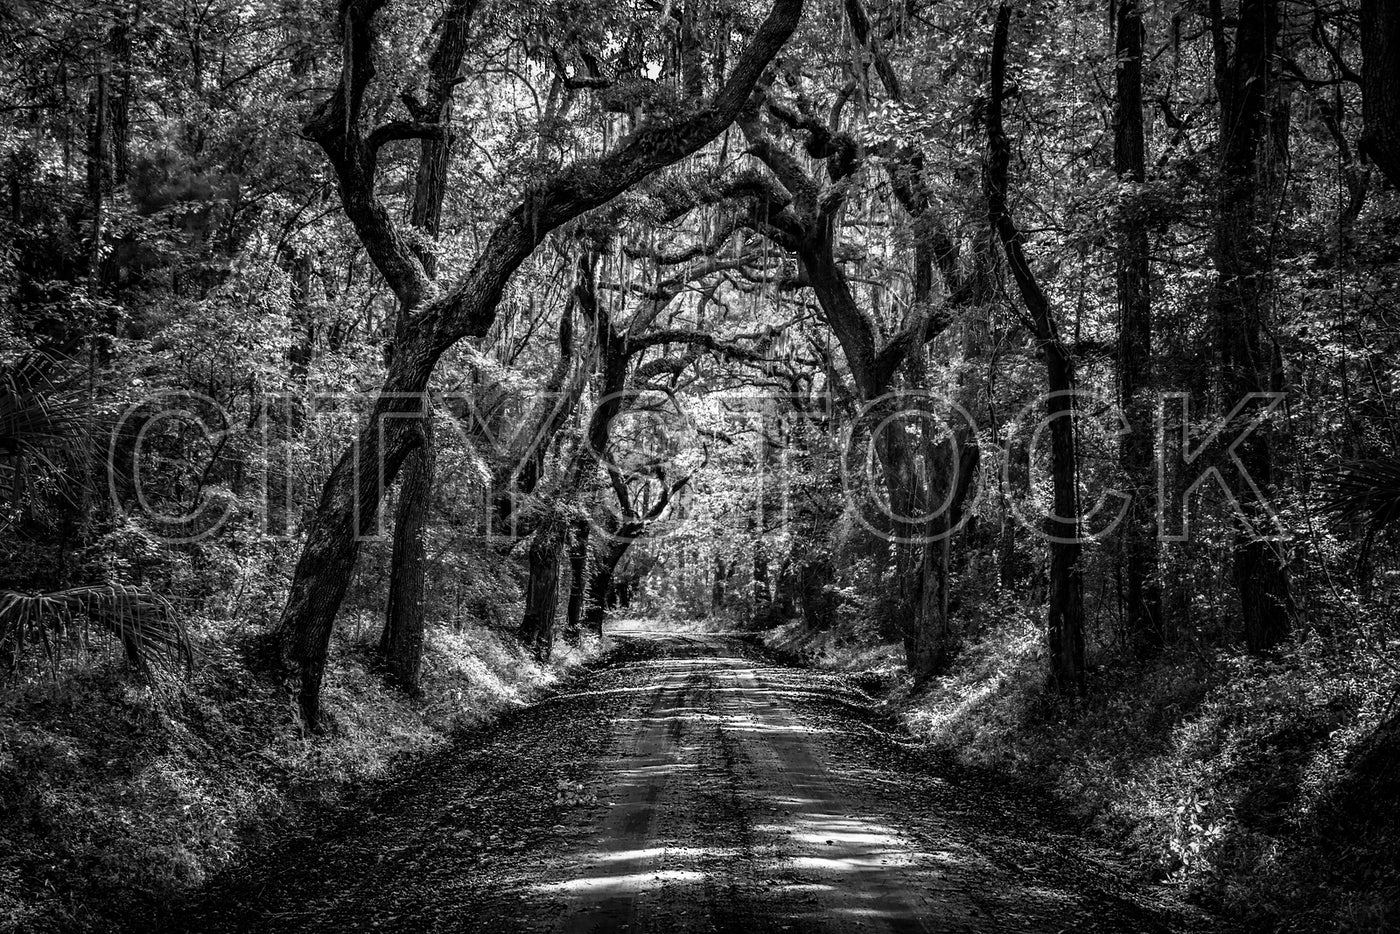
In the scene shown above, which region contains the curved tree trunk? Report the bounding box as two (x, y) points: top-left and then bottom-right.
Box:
(988, 5), (1084, 693)
(375, 0), (477, 690)
(276, 0), (804, 724)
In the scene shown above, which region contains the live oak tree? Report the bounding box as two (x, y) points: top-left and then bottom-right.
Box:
(728, 76), (979, 679)
(277, 0), (805, 724)
(301, 0), (483, 697)
(518, 237), (776, 655)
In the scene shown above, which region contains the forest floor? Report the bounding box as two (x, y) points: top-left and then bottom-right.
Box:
(168, 624), (1223, 934)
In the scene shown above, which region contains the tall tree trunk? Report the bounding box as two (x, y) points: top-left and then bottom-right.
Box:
(278, 384), (423, 725)
(565, 518), (589, 635)
(798, 557), (835, 631)
(711, 556), (727, 611)
(752, 537), (771, 619)
(514, 275), (598, 646)
(824, 5), (991, 679)
(1361, 0), (1400, 189)
(871, 386), (958, 680)
(988, 5), (1085, 693)
(379, 417), (434, 693)
(108, 18), (132, 187)
(86, 70), (107, 298)
(372, 2), (480, 692)
(519, 510), (564, 658)
(893, 292), (983, 681)
(584, 536), (630, 634)
(378, 352), (434, 682)
(1114, 0), (1163, 654)
(1211, 0), (1292, 653)
(794, 208), (960, 677)
(906, 429), (980, 677)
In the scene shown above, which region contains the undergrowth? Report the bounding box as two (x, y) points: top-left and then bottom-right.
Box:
(0, 615), (600, 933)
(764, 602), (1400, 934)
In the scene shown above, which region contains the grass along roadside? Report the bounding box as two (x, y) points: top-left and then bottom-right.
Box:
(760, 613), (1400, 934)
(0, 614), (604, 934)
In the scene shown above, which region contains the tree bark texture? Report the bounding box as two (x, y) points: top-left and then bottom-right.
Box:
(1113, 0), (1163, 654)
(379, 416), (434, 694)
(1212, 0), (1292, 653)
(519, 509), (565, 659)
(1361, 0), (1400, 190)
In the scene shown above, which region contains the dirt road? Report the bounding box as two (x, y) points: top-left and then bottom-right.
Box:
(173, 631), (1217, 933)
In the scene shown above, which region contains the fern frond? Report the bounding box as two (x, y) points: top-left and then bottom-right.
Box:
(1324, 457), (1400, 532)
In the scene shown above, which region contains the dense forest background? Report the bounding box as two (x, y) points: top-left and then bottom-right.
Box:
(1, 0), (1398, 930)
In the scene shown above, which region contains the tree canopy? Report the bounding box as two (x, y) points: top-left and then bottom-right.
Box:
(3, 0), (1400, 927)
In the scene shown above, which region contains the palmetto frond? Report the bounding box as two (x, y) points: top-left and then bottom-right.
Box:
(0, 361), (95, 502)
(0, 584), (192, 677)
(1325, 457), (1400, 532)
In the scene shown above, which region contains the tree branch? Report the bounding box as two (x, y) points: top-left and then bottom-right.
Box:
(367, 120), (448, 150)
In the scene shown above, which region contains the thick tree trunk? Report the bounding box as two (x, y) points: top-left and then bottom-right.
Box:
(277, 397), (422, 725)
(1361, 0), (1400, 189)
(374, 2), (476, 689)
(906, 431), (980, 679)
(377, 359), (433, 683)
(891, 325), (982, 681)
(870, 409), (954, 681)
(752, 534), (771, 619)
(565, 518), (589, 635)
(798, 221), (963, 677)
(798, 558), (835, 631)
(519, 510), (564, 659)
(584, 537), (630, 634)
(711, 557), (728, 611)
(763, 13), (983, 676)
(379, 417), (434, 694)
(514, 291), (611, 643)
(1114, 0), (1163, 654)
(1212, 0), (1292, 653)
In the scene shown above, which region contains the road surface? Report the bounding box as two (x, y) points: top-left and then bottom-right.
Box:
(172, 630), (1217, 933)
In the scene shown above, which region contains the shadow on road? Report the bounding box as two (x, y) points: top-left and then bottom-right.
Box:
(169, 629), (1220, 934)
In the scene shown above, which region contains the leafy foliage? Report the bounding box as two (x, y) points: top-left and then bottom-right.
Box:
(2, 0), (1400, 929)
